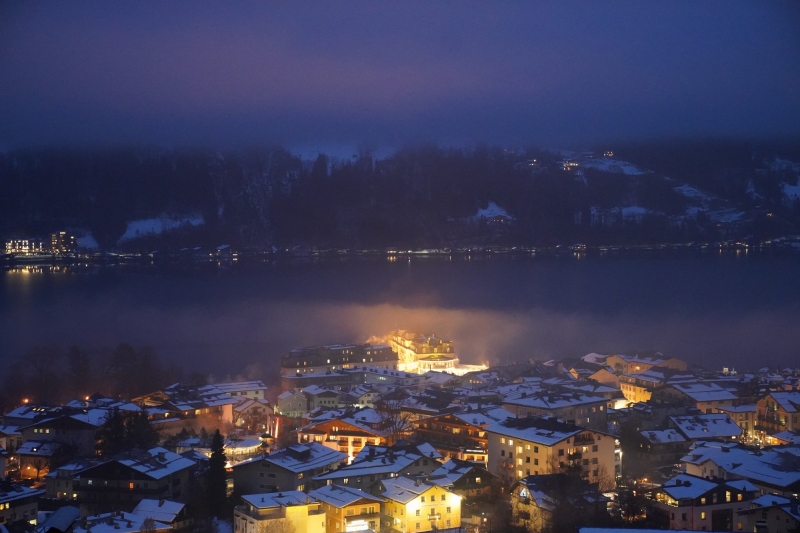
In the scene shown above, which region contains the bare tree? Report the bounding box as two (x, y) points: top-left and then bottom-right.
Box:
(595, 463), (616, 492)
(376, 396), (415, 446)
(139, 518), (157, 533)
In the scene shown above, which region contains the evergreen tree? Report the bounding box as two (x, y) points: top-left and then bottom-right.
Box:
(97, 408), (126, 457)
(125, 410), (160, 450)
(206, 430), (228, 518)
(66, 345), (92, 398)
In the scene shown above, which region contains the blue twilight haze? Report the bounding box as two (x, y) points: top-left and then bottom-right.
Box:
(0, 1), (799, 148)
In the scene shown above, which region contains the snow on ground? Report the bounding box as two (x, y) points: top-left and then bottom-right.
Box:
(673, 184), (713, 202)
(783, 182), (800, 200)
(213, 519), (232, 533)
(707, 209), (745, 223)
(119, 215), (204, 242)
(474, 201), (511, 219)
(76, 233), (99, 250)
(581, 158), (647, 175)
(621, 206), (656, 218)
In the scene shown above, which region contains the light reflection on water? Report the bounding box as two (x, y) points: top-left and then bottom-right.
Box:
(1, 252), (799, 379)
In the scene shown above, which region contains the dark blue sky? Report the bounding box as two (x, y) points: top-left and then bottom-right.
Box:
(1, 1), (799, 149)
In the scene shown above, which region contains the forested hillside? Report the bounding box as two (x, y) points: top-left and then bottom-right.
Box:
(1, 141), (798, 250)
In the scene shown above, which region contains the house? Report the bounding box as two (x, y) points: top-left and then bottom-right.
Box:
(16, 440), (61, 479)
(653, 383), (738, 413)
(0, 480), (44, 526)
(647, 473), (758, 531)
(0, 426), (22, 452)
(737, 494), (800, 533)
(501, 392), (609, 431)
(510, 474), (609, 532)
(277, 390), (309, 420)
(233, 491), (325, 533)
(718, 405), (757, 444)
(605, 353), (687, 375)
(308, 484), (385, 533)
(296, 408), (387, 464)
(281, 344), (398, 377)
(485, 416), (618, 489)
(756, 392), (800, 439)
(303, 386), (342, 410)
(213, 381), (268, 400)
(73, 511), (172, 533)
(635, 430), (690, 465)
(412, 408), (509, 464)
(45, 459), (99, 500)
(21, 412), (107, 457)
(71, 447), (199, 515)
(232, 398), (272, 430)
(134, 383), (236, 435)
(589, 368), (620, 387)
(232, 442), (346, 494)
(37, 506), (81, 533)
(669, 414), (743, 442)
(313, 443), (443, 491)
(370, 474), (462, 533)
(427, 458), (497, 500)
(132, 499), (191, 530)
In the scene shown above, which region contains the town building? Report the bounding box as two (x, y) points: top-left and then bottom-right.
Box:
(281, 344), (398, 377)
(73, 511), (172, 533)
(234, 491), (325, 533)
(21, 411), (107, 457)
(485, 416), (618, 489)
(388, 330), (461, 375)
(70, 447), (199, 515)
(501, 392), (609, 431)
(0, 480), (44, 526)
(232, 442), (346, 494)
(756, 392), (800, 439)
(427, 458), (497, 500)
(297, 408), (387, 464)
(308, 484), (385, 533)
(634, 429), (691, 465)
(509, 474), (608, 532)
(277, 390), (308, 420)
(669, 414), (742, 442)
(4, 239), (45, 255)
(412, 409), (509, 464)
(50, 232), (77, 254)
(605, 353), (687, 375)
(213, 381), (268, 400)
(652, 383), (738, 413)
(718, 405), (758, 444)
(134, 383), (236, 435)
(314, 443), (443, 492)
(370, 474), (462, 533)
(737, 494), (800, 533)
(647, 473), (758, 531)
(302, 386), (342, 410)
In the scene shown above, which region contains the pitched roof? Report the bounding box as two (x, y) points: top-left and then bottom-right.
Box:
(308, 484), (384, 507)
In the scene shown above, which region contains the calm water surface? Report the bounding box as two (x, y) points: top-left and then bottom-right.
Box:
(2, 251), (799, 380)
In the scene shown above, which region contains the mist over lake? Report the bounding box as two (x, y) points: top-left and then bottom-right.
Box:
(2, 252), (799, 384)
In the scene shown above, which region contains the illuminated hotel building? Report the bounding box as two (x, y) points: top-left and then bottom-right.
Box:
(281, 344), (398, 377)
(388, 330), (460, 374)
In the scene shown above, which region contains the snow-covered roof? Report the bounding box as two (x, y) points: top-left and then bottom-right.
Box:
(768, 392), (800, 413)
(75, 512), (169, 533)
(376, 476), (443, 504)
(670, 414), (742, 440)
(485, 417), (582, 446)
(116, 447), (197, 480)
(241, 491), (313, 509)
(234, 442), (345, 474)
(213, 381), (268, 393)
(308, 484), (384, 507)
(0, 483), (44, 504)
(502, 392), (606, 410)
(670, 382), (737, 402)
(659, 474), (718, 500)
(640, 429), (687, 444)
(132, 499), (185, 524)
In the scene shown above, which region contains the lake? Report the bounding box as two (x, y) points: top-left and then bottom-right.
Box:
(2, 250), (799, 383)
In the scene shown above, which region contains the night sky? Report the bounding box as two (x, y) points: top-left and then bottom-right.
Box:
(1, 1), (799, 149)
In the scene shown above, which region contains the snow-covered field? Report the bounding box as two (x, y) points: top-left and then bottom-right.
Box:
(474, 201), (512, 219)
(581, 158), (647, 175)
(783, 182), (800, 201)
(119, 215), (204, 242)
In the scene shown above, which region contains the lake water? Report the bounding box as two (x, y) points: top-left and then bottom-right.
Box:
(2, 250), (799, 383)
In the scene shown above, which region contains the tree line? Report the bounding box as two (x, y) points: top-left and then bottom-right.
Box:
(1, 141), (798, 250)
